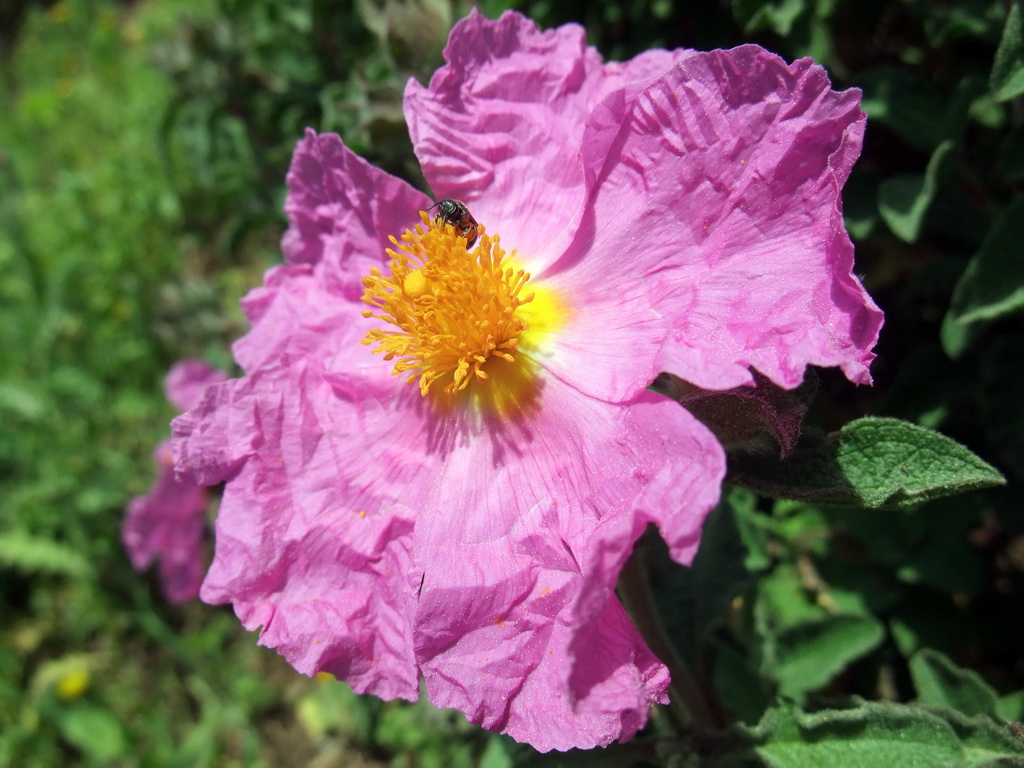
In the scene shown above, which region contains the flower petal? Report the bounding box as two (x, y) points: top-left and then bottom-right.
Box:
(411, 383), (724, 750)
(404, 9), (680, 272)
(281, 129), (433, 300)
(164, 359), (228, 413)
(122, 441), (207, 603)
(232, 263), (376, 379)
(179, 363), (423, 701)
(175, 313), (725, 749)
(540, 46), (882, 399)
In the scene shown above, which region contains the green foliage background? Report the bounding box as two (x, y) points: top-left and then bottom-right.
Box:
(1, 0), (1022, 765)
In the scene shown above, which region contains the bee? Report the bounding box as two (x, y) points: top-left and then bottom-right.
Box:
(429, 199), (479, 249)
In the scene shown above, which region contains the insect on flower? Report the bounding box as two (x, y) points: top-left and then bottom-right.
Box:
(429, 199), (479, 248)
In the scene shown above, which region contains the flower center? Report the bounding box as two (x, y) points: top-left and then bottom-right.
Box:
(361, 213), (535, 398)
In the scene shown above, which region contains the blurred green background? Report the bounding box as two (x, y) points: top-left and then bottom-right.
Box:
(1, 0), (1022, 765)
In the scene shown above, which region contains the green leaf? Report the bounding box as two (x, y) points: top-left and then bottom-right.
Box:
(732, 487), (773, 572)
(997, 690), (1024, 722)
(732, 0), (807, 35)
(295, 677), (374, 743)
(0, 531), (93, 578)
(911, 649), (1000, 718)
(713, 639), (772, 724)
(860, 67), (950, 153)
(770, 502), (831, 557)
(478, 737), (514, 768)
(679, 494), (753, 650)
(940, 305), (981, 360)
(818, 561), (900, 617)
(922, 0), (1005, 47)
(54, 704), (128, 763)
(945, 197), (1024, 326)
(757, 562), (829, 630)
(992, 0), (1024, 101)
(744, 701), (1024, 768)
(644, 490), (751, 657)
(842, 168), (881, 241)
(878, 140), (955, 242)
(770, 615), (884, 700)
(0, 382), (47, 420)
(728, 418), (1005, 508)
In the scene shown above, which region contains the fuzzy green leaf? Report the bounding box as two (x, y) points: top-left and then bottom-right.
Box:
(728, 418), (1005, 508)
(911, 649), (1000, 719)
(745, 701), (1024, 768)
(771, 615), (885, 700)
(997, 690), (1024, 722)
(945, 197), (1024, 326)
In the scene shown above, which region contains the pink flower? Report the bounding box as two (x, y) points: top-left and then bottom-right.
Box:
(165, 359), (229, 414)
(123, 360), (227, 603)
(172, 11), (881, 751)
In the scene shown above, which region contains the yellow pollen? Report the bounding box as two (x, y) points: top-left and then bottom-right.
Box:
(361, 212), (534, 397)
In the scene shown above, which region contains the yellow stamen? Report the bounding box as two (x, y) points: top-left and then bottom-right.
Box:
(361, 213), (535, 398)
